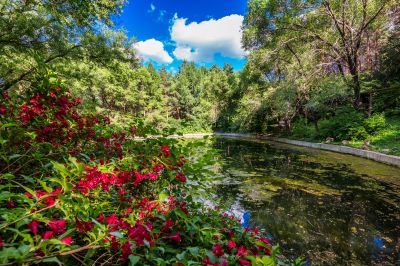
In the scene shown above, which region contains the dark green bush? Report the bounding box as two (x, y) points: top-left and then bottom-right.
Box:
(291, 118), (316, 139)
(318, 107), (364, 140)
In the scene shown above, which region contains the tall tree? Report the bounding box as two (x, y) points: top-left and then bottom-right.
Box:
(243, 0), (395, 109)
(0, 0), (136, 91)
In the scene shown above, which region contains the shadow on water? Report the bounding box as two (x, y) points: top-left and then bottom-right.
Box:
(207, 137), (400, 265)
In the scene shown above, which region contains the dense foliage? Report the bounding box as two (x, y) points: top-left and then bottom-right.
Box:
(0, 1), (303, 265)
(0, 76), (299, 265)
(2, 1), (399, 143)
(1, 0), (399, 264)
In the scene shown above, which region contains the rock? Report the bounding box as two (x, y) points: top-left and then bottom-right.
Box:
(341, 140), (349, 145)
(325, 137), (334, 143)
(361, 140), (370, 150)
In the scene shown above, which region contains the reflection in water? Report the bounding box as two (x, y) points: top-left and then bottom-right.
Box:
(206, 137), (400, 265)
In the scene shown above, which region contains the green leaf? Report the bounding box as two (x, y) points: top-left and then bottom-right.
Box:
(110, 231), (124, 239)
(42, 257), (62, 264)
(205, 251), (216, 263)
(58, 228), (75, 240)
(158, 191), (168, 201)
(9, 154), (22, 160)
(1, 123), (16, 129)
(295, 256), (306, 266)
(52, 162), (69, 178)
(10, 180), (37, 200)
(260, 256), (275, 266)
(176, 251), (186, 261)
(187, 247), (199, 257)
(129, 255), (140, 265)
(175, 209), (188, 219)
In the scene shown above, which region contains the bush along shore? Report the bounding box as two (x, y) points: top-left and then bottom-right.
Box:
(0, 78), (303, 266)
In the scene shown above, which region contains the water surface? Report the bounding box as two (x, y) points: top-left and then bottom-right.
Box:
(206, 137), (400, 265)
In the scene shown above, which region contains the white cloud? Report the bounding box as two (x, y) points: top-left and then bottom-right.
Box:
(134, 39), (173, 64)
(170, 14), (246, 62)
(148, 3), (155, 13)
(158, 9), (167, 21)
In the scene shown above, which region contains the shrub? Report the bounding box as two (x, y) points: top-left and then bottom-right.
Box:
(347, 126), (369, 140)
(0, 78), (294, 265)
(363, 113), (386, 134)
(291, 118), (315, 139)
(318, 106), (364, 140)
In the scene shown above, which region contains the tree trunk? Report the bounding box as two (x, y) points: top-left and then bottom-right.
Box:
(348, 56), (362, 109)
(368, 92), (373, 117)
(314, 121), (319, 134)
(351, 73), (362, 109)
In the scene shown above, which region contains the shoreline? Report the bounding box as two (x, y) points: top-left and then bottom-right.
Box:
(164, 133), (400, 168)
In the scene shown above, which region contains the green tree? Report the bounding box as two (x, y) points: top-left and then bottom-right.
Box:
(243, 0), (395, 109)
(0, 0), (137, 91)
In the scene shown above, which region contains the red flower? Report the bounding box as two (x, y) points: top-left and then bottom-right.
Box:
(121, 240), (132, 256)
(0, 237), (4, 247)
(36, 190), (46, 198)
(148, 172), (158, 181)
(61, 236), (73, 245)
(161, 145), (171, 157)
(48, 220), (66, 234)
(166, 232), (181, 243)
(123, 207), (133, 216)
(212, 244), (224, 257)
(43, 195), (56, 207)
(106, 214), (119, 225)
(28, 219), (40, 236)
(97, 214), (105, 223)
(161, 218), (174, 232)
(42, 231), (54, 240)
(236, 246), (248, 257)
(153, 163), (165, 173)
(202, 256), (214, 266)
(3, 92), (10, 100)
(35, 250), (44, 257)
(6, 200), (16, 209)
(175, 173), (187, 183)
(239, 259), (252, 266)
(251, 247), (259, 256)
(110, 235), (120, 250)
(127, 224), (151, 246)
(227, 240), (236, 249)
(24, 192), (33, 199)
(0, 105), (6, 115)
(260, 237), (270, 245)
(75, 218), (94, 232)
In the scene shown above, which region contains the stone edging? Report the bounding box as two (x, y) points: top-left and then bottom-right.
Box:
(215, 133), (400, 168)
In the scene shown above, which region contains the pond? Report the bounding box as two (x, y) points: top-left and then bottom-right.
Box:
(201, 137), (400, 265)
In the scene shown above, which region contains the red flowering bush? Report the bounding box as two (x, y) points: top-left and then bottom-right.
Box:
(0, 78), (298, 265)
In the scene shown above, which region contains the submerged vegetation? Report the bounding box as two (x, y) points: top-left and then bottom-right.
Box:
(210, 138), (400, 265)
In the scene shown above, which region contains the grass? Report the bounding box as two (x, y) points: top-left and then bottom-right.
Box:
(344, 117), (400, 156)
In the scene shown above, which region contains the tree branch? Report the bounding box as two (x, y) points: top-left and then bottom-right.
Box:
(0, 45), (81, 91)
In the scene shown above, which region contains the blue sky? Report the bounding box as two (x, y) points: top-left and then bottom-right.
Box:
(114, 0), (248, 71)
